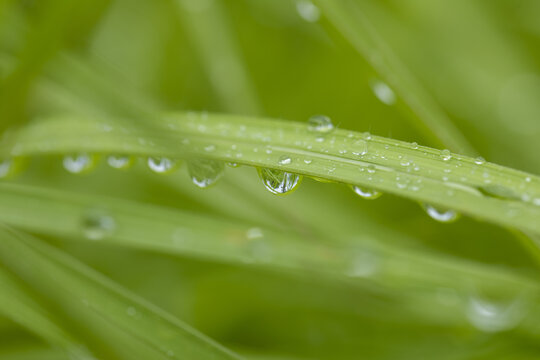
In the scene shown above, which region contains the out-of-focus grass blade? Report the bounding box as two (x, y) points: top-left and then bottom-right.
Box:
(0, 267), (92, 359)
(0, 226), (243, 360)
(315, 0), (475, 155)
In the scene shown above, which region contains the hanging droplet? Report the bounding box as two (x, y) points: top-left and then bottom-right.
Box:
(63, 153), (97, 174)
(351, 185), (382, 200)
(466, 294), (527, 333)
(440, 149), (452, 161)
(187, 159), (224, 188)
(107, 155), (134, 170)
(258, 168), (302, 195)
(81, 210), (116, 240)
(147, 157), (178, 174)
(296, 0), (320, 22)
(423, 204), (459, 223)
(371, 80), (396, 105)
(308, 115), (334, 134)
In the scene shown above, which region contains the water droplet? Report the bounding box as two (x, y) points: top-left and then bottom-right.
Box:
(278, 155), (292, 165)
(352, 186), (382, 200)
(367, 165), (376, 174)
(467, 295), (526, 333)
(400, 159), (411, 167)
(107, 155), (134, 170)
(525, 176), (531, 183)
(347, 251), (379, 278)
(411, 142), (419, 149)
(296, 0), (320, 22)
(246, 227), (264, 240)
(81, 210), (116, 240)
(126, 306), (137, 317)
(0, 158), (23, 179)
(371, 80), (396, 105)
(63, 153), (97, 174)
(440, 149), (452, 161)
(303, 158), (312, 164)
(204, 144), (216, 152)
(474, 157), (486, 165)
(308, 115), (334, 134)
(147, 157), (178, 174)
(227, 162), (240, 168)
(187, 159), (224, 188)
(423, 204), (459, 223)
(258, 168), (302, 195)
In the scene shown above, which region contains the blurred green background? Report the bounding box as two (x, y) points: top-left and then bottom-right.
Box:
(1, 0), (540, 359)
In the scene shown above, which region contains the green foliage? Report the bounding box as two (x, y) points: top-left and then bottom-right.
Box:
(0, 1), (540, 359)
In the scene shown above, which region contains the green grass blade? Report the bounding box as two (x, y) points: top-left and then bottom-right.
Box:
(3, 113), (539, 235)
(0, 226), (243, 360)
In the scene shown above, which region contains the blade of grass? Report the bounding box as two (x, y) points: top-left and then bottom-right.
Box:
(0, 225), (243, 360)
(3, 113), (539, 235)
(314, 0), (476, 155)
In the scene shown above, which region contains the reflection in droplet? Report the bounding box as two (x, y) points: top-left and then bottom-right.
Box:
(424, 204), (459, 223)
(107, 155), (134, 170)
(63, 153), (97, 174)
(352, 186), (382, 200)
(258, 168), (302, 195)
(147, 157), (178, 174)
(187, 159), (224, 188)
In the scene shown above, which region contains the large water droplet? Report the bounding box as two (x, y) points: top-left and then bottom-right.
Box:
(258, 168), (302, 195)
(371, 80), (396, 105)
(107, 155), (134, 170)
(474, 157), (486, 165)
(63, 153), (97, 174)
(296, 0), (320, 22)
(352, 186), (382, 200)
(81, 210), (116, 240)
(467, 295), (526, 333)
(423, 204), (459, 223)
(187, 159), (224, 188)
(308, 115), (334, 134)
(147, 157), (178, 174)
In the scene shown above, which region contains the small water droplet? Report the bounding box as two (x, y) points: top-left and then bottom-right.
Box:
(423, 204), (459, 223)
(440, 149), (452, 161)
(81, 210), (116, 240)
(0, 158), (23, 178)
(411, 142), (419, 149)
(187, 159), (224, 188)
(107, 155), (134, 170)
(296, 0), (320, 22)
(400, 159), (411, 167)
(147, 157), (178, 174)
(525, 176), (531, 183)
(371, 80), (396, 105)
(308, 115), (334, 134)
(474, 157), (486, 165)
(278, 155), (292, 165)
(366, 165), (376, 174)
(351, 186), (382, 200)
(63, 153), (97, 174)
(303, 158), (312, 164)
(347, 251), (379, 278)
(204, 144), (216, 152)
(258, 168), (302, 195)
(227, 162), (240, 168)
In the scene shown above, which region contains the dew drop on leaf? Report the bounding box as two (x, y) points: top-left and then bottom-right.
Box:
(278, 155), (292, 165)
(466, 295), (526, 333)
(423, 204), (459, 223)
(351, 186), (382, 200)
(440, 149), (452, 161)
(0, 158), (23, 179)
(81, 210), (116, 240)
(63, 153), (97, 174)
(308, 115), (334, 134)
(227, 162), (240, 168)
(107, 155), (134, 170)
(474, 156), (486, 165)
(187, 159), (224, 188)
(258, 168), (302, 195)
(147, 157), (178, 174)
